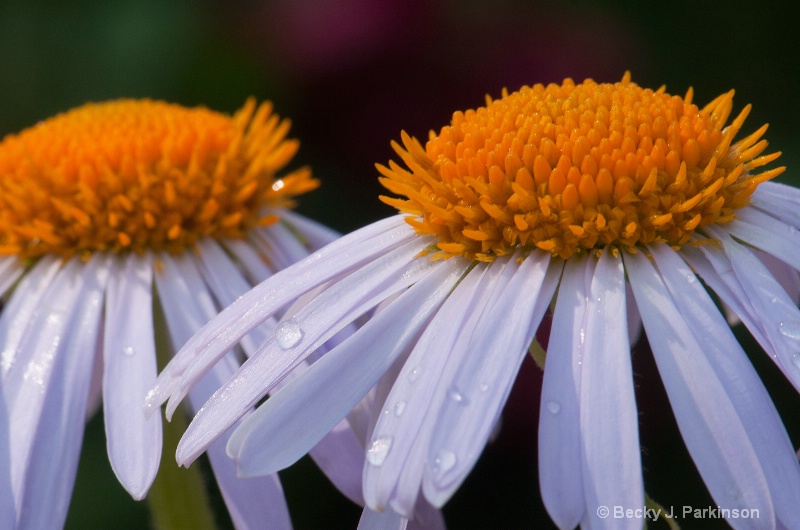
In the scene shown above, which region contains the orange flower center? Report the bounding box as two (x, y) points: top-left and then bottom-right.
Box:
(378, 73), (783, 261)
(0, 98), (318, 259)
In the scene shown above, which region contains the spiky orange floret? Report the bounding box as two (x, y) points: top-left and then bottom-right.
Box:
(0, 98), (318, 258)
(378, 73), (783, 261)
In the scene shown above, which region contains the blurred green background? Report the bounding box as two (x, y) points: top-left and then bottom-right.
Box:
(2, 0), (798, 528)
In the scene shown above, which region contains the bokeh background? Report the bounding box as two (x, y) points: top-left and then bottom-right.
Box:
(2, 0), (799, 528)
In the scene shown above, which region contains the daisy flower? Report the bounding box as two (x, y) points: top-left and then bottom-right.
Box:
(0, 97), (350, 529)
(150, 73), (800, 529)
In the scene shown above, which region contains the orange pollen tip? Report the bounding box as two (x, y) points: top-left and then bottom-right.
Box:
(0, 98), (318, 258)
(379, 73), (782, 261)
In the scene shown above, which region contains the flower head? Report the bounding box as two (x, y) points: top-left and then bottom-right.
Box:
(0, 98), (333, 528)
(152, 75), (800, 529)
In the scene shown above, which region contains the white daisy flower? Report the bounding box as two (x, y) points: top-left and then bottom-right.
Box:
(150, 74), (800, 529)
(0, 98), (352, 529)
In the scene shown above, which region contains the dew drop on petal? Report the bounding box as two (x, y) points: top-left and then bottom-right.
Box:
(123, 346), (135, 356)
(407, 366), (421, 383)
(778, 321), (800, 340)
(686, 274), (696, 283)
(479, 382), (489, 392)
(366, 436), (393, 466)
(447, 386), (469, 405)
(546, 401), (561, 414)
(792, 354), (800, 370)
(393, 400), (406, 416)
(275, 318), (304, 349)
(432, 449), (457, 475)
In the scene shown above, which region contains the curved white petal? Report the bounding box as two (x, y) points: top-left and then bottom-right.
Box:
(146, 215), (412, 413)
(4, 258), (89, 508)
(580, 250), (642, 529)
(538, 256), (589, 529)
(680, 233), (800, 528)
(424, 251), (558, 507)
(357, 507), (408, 530)
(0, 381), (16, 528)
(230, 259), (468, 477)
(364, 261), (494, 514)
(249, 219), (312, 270)
(0, 256), (61, 377)
(727, 208), (800, 271)
(103, 254), (161, 500)
(16, 254), (110, 529)
(626, 247), (774, 528)
(156, 253), (293, 530)
(0, 257), (22, 297)
(173, 237), (439, 463)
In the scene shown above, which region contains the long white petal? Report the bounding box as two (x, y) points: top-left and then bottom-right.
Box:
(727, 208), (800, 271)
(357, 507), (408, 530)
(0, 256), (61, 377)
(16, 254), (110, 529)
(626, 247), (774, 528)
(146, 215), (412, 413)
(0, 257), (22, 297)
(4, 258), (88, 506)
(155, 253), (293, 530)
(230, 259), (468, 477)
(424, 251), (558, 507)
(364, 261), (494, 514)
(103, 254), (162, 500)
(0, 377), (16, 527)
(173, 237), (439, 463)
(538, 256), (589, 529)
(681, 232), (800, 528)
(580, 250), (642, 529)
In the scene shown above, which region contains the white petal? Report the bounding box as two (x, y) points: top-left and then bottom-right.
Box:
(424, 252), (558, 506)
(580, 250), (642, 529)
(195, 239), (275, 357)
(102, 254), (162, 500)
(16, 254), (110, 529)
(538, 256), (588, 529)
(173, 237), (439, 462)
(230, 259), (467, 477)
(4, 258), (90, 506)
(684, 232), (800, 527)
(307, 417), (366, 505)
(0, 256), (61, 377)
(249, 220), (311, 270)
(357, 507), (408, 530)
(156, 253), (293, 530)
(0, 257), (22, 297)
(146, 216), (412, 412)
(0, 386), (16, 528)
(221, 238), (274, 283)
(364, 261), (494, 514)
(727, 208), (800, 271)
(755, 248), (800, 304)
(280, 208), (341, 249)
(626, 247), (774, 528)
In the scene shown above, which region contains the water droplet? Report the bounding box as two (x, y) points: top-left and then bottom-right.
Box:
(393, 400), (406, 416)
(686, 274), (696, 283)
(770, 297), (778, 303)
(479, 382), (489, 392)
(123, 346), (135, 356)
(432, 449), (457, 475)
(778, 321), (800, 340)
(407, 366), (421, 382)
(448, 386), (469, 405)
(546, 401), (561, 414)
(366, 436), (393, 466)
(792, 355), (800, 369)
(275, 319), (304, 349)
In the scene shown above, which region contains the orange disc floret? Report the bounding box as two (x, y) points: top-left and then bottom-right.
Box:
(378, 72), (784, 261)
(0, 98), (318, 258)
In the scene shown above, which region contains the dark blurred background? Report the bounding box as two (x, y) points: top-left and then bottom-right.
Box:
(2, 0), (798, 528)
